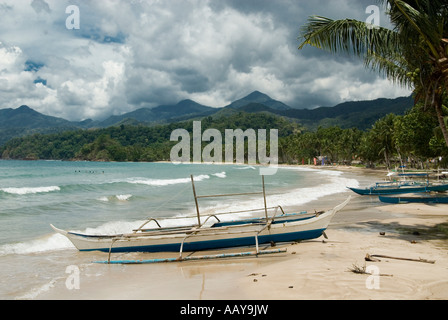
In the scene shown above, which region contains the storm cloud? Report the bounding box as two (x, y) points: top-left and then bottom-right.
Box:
(0, 0), (411, 120)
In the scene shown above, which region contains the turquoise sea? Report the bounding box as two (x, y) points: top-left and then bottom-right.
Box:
(0, 160), (362, 299)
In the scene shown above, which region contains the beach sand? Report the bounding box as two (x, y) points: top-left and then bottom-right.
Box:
(38, 166), (448, 300)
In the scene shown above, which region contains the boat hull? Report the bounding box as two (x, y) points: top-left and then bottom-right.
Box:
(348, 184), (448, 195)
(76, 228), (325, 253)
(52, 198), (349, 253)
(379, 195), (448, 204)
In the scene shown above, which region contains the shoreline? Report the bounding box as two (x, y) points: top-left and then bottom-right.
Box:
(36, 165), (448, 300)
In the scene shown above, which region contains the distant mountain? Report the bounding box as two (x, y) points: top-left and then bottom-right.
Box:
(209, 95), (414, 130)
(224, 91), (291, 110)
(276, 96), (414, 130)
(0, 105), (73, 129)
(153, 99), (214, 115)
(0, 105), (82, 145)
(97, 91), (290, 127)
(0, 92), (414, 146)
(97, 99), (214, 127)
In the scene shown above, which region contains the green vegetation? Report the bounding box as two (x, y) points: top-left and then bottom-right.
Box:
(0, 112), (297, 163)
(1, 104), (447, 168)
(299, 0), (448, 147)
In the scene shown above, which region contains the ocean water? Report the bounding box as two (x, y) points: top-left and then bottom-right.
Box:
(0, 160), (360, 299)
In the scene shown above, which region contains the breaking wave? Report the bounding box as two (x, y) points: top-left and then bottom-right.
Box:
(212, 172), (226, 178)
(97, 194), (133, 202)
(0, 186), (61, 195)
(126, 173), (212, 186)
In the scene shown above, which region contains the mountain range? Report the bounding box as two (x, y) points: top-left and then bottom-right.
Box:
(0, 91), (413, 146)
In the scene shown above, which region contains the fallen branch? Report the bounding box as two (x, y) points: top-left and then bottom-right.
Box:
(348, 263), (368, 274)
(347, 263), (393, 277)
(365, 254), (381, 262)
(365, 253), (435, 264)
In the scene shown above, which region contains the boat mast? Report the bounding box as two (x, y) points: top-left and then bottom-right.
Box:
(191, 175), (201, 227)
(262, 175), (268, 221)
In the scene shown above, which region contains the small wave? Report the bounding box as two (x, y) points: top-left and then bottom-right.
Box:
(15, 278), (61, 300)
(262, 172), (359, 209)
(127, 174), (210, 186)
(0, 233), (73, 256)
(198, 171), (359, 215)
(212, 172), (226, 178)
(97, 194), (133, 202)
(116, 194), (132, 201)
(236, 166), (256, 170)
(0, 186), (60, 195)
(97, 196), (109, 202)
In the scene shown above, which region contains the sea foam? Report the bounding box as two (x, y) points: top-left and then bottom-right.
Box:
(212, 172), (226, 178)
(126, 174), (212, 186)
(0, 186), (61, 195)
(0, 233), (73, 256)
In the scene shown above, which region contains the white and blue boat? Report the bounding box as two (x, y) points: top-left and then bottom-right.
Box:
(348, 172), (448, 195)
(51, 175), (350, 256)
(348, 182), (448, 195)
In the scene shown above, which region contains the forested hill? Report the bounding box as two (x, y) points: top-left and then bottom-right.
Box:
(276, 96), (414, 130)
(0, 93), (413, 146)
(0, 112), (297, 162)
(1, 102), (446, 168)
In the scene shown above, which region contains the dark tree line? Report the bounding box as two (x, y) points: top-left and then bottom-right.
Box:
(1, 105), (447, 168)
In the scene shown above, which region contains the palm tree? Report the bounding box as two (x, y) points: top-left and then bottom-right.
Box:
(298, 0), (448, 147)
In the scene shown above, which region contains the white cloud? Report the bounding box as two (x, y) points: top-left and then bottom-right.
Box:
(0, 0), (412, 120)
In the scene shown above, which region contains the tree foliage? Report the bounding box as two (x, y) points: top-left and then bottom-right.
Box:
(299, 0), (448, 147)
(1, 107), (447, 168)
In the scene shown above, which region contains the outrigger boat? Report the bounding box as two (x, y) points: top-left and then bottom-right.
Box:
(51, 175), (351, 262)
(348, 172), (448, 195)
(379, 193), (448, 204)
(348, 182), (448, 195)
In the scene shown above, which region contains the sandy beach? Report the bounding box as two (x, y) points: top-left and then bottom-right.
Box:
(38, 166), (448, 301)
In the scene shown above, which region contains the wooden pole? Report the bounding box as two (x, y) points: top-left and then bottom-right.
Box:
(96, 249), (287, 264)
(365, 253), (435, 264)
(191, 175), (201, 227)
(262, 175), (268, 221)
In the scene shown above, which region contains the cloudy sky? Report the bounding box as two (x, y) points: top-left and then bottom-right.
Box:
(0, 0), (412, 121)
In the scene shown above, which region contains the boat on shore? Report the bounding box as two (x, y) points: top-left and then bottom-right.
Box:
(51, 175), (351, 256)
(379, 193), (448, 204)
(348, 182), (448, 195)
(348, 172), (448, 195)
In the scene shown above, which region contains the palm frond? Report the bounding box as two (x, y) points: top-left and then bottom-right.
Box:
(390, 0), (440, 59)
(298, 16), (400, 59)
(364, 49), (411, 87)
(298, 0), (448, 147)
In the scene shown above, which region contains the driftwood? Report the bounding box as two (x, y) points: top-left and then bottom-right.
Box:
(365, 253), (435, 264)
(347, 263), (393, 277)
